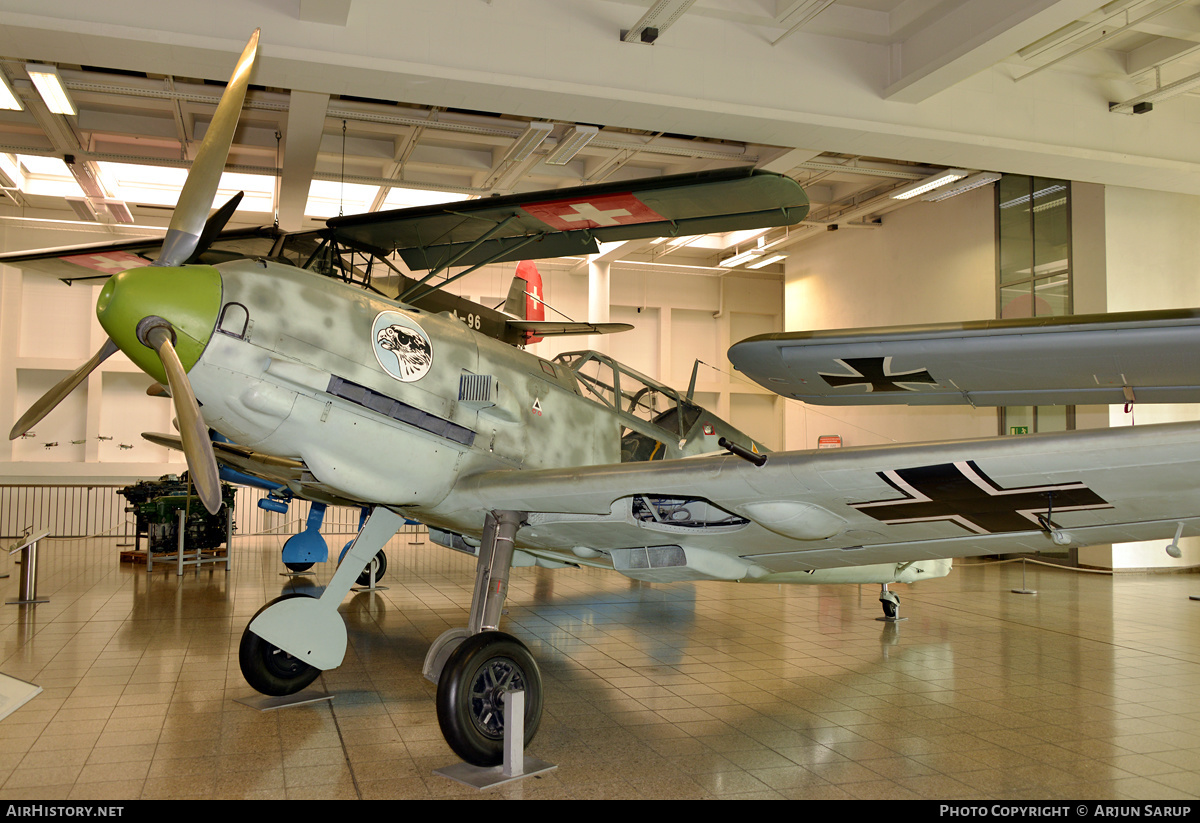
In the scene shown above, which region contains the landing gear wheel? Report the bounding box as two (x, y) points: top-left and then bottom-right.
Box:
(239, 594), (321, 696)
(880, 591), (900, 620)
(284, 562), (313, 573)
(436, 631), (543, 767)
(356, 550), (387, 586)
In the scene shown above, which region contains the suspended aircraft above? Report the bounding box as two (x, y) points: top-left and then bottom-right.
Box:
(729, 308), (1200, 407)
(6, 31), (1200, 770)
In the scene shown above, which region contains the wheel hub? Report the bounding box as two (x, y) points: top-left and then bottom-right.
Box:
(265, 645), (307, 678)
(468, 658), (525, 738)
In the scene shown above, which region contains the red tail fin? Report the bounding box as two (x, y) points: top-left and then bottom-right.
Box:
(514, 260), (545, 343)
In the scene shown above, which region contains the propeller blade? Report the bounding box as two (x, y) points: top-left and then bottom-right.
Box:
(143, 325), (222, 514)
(9, 338), (120, 440)
(157, 30), (260, 267)
(189, 191), (244, 263)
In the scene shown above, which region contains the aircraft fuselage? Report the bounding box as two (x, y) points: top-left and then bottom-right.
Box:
(185, 259), (749, 535)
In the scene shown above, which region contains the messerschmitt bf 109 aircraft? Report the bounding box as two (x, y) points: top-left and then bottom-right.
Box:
(8, 31), (1200, 768)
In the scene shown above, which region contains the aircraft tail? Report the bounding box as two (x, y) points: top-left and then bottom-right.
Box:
(504, 261), (545, 343)
(501, 260), (632, 341)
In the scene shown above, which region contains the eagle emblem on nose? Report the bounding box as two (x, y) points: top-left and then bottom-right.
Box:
(372, 312), (433, 382)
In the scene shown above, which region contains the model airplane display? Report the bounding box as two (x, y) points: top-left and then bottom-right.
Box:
(7, 31), (1200, 768)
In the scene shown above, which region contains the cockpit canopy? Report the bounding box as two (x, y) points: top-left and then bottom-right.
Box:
(553, 351), (704, 461)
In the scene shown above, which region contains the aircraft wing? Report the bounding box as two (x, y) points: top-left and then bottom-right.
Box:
(142, 432), (363, 509)
(325, 168), (809, 271)
(0, 226), (288, 282)
(450, 421), (1200, 575)
(728, 308), (1200, 406)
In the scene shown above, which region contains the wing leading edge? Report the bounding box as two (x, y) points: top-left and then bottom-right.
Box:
(728, 308), (1200, 406)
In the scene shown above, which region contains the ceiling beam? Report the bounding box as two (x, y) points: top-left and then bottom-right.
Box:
(278, 90), (329, 231)
(885, 0), (1101, 103)
(754, 147), (823, 174)
(298, 0), (353, 27)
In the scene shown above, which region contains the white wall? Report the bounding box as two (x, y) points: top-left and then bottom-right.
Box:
(486, 263), (785, 448)
(1100, 186), (1200, 569)
(782, 186), (997, 450)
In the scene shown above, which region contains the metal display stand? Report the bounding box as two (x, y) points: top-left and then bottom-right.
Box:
(235, 688), (333, 712)
(1012, 557), (1037, 595)
(6, 528), (51, 605)
(434, 690), (557, 789)
(146, 507), (233, 575)
(351, 555), (388, 592)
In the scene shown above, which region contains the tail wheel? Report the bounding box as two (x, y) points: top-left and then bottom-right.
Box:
(880, 592), (900, 620)
(356, 550), (387, 586)
(435, 631), (543, 766)
(339, 542), (388, 586)
(239, 594), (321, 696)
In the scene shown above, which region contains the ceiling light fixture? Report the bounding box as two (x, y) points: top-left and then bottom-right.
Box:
(921, 171), (1002, 202)
(544, 125), (599, 165)
(0, 72), (22, 111)
(746, 253), (786, 269)
(622, 0), (697, 44)
(505, 121), (554, 163)
(719, 249), (757, 267)
(890, 169), (968, 200)
(24, 64), (76, 115)
(1110, 68), (1200, 114)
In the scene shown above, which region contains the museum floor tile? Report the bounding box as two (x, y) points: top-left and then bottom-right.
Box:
(1, 533), (1199, 800)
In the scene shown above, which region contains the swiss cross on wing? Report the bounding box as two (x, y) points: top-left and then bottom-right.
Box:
(62, 252), (146, 273)
(521, 192), (665, 231)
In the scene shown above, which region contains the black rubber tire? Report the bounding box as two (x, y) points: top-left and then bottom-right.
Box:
(239, 594), (321, 696)
(355, 550), (387, 586)
(881, 596), (900, 620)
(435, 631), (543, 766)
(284, 562), (313, 573)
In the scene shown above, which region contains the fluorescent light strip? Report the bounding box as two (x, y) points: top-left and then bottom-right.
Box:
(922, 171), (1001, 202)
(0, 73), (22, 111)
(719, 249), (757, 267)
(999, 184), (1066, 210)
(891, 170), (967, 200)
(25, 64), (75, 115)
(544, 125), (598, 165)
(1110, 69), (1200, 113)
(507, 122), (553, 162)
(746, 253), (786, 269)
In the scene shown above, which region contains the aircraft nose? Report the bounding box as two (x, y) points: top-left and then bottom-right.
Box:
(95, 264), (223, 382)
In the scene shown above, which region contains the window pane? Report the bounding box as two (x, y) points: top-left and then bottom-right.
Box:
(998, 175), (1033, 285)
(1034, 274), (1070, 317)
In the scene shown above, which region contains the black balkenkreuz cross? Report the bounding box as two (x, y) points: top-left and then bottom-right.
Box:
(819, 356), (937, 393)
(852, 461), (1111, 534)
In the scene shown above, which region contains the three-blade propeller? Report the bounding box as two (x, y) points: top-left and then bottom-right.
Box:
(8, 30), (261, 515)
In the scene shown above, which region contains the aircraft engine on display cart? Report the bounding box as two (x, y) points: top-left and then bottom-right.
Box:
(118, 475), (237, 554)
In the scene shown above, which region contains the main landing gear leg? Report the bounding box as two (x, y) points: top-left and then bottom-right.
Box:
(430, 510), (545, 768)
(239, 507), (405, 696)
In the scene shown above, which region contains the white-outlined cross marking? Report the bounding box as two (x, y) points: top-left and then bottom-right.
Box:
(556, 202), (632, 226)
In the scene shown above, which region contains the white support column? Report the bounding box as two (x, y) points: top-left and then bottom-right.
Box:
(587, 259), (609, 353)
(84, 283), (106, 463)
(0, 265), (21, 462)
